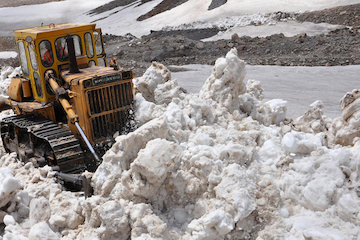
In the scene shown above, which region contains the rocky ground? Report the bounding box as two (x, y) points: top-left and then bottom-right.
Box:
(296, 3), (360, 27)
(1, 3), (360, 77)
(107, 26), (360, 76)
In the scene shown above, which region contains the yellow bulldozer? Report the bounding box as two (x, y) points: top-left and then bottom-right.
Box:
(0, 23), (134, 192)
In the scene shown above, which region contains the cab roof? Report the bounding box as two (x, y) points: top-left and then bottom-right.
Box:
(14, 23), (96, 40)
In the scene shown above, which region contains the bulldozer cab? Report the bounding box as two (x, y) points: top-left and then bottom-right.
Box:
(14, 23), (107, 103)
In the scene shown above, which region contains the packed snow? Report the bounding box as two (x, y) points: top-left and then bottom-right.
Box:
(0, 49), (360, 239)
(203, 21), (341, 41)
(0, 52), (17, 59)
(172, 64), (360, 118)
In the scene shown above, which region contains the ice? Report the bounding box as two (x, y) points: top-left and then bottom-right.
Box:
(1, 48), (360, 239)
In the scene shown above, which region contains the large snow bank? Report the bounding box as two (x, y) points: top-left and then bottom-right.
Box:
(0, 49), (360, 239)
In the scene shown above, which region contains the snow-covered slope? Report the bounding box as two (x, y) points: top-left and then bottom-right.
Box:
(78, 0), (360, 36)
(1, 0), (360, 37)
(0, 0), (113, 35)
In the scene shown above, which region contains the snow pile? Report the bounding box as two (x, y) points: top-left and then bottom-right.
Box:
(82, 49), (288, 239)
(257, 142), (360, 239)
(0, 66), (21, 96)
(0, 152), (83, 240)
(1, 49), (360, 239)
(200, 48), (286, 126)
(199, 49), (246, 112)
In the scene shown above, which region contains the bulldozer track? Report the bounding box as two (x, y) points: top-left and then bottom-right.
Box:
(1, 115), (86, 174)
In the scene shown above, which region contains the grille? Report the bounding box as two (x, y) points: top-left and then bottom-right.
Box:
(87, 81), (133, 140)
(87, 81), (133, 114)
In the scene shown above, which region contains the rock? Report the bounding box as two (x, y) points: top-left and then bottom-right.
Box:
(196, 42), (205, 49)
(231, 33), (240, 42)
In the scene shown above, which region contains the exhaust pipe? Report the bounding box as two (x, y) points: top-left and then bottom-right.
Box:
(66, 36), (79, 73)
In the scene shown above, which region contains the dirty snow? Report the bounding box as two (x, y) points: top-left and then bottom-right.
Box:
(1, 49), (360, 239)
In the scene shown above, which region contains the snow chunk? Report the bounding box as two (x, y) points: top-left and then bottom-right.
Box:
(3, 215), (16, 226)
(92, 117), (169, 196)
(28, 222), (60, 240)
(113, 138), (181, 200)
(333, 89), (360, 146)
(214, 164), (256, 222)
(48, 191), (84, 230)
(200, 48), (246, 112)
(282, 131), (324, 154)
(188, 209), (235, 239)
(294, 100), (329, 133)
(0, 167), (20, 208)
(29, 197), (51, 225)
(134, 62), (185, 105)
(97, 200), (130, 239)
(252, 99), (287, 126)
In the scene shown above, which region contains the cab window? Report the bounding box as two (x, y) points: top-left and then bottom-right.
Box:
(28, 42), (38, 70)
(94, 31), (103, 55)
(39, 40), (54, 67)
(33, 72), (43, 97)
(55, 35), (82, 61)
(18, 41), (29, 75)
(85, 33), (94, 58)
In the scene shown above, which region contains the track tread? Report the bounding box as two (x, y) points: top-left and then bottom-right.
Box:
(0, 115), (86, 173)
